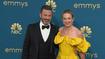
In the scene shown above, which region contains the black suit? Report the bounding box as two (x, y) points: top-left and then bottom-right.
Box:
(22, 22), (58, 59)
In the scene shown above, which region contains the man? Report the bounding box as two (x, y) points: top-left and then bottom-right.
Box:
(22, 5), (58, 59)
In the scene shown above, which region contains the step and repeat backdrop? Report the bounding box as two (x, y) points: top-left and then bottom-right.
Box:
(0, 0), (105, 59)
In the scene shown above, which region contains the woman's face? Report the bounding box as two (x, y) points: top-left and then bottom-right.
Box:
(62, 13), (73, 27)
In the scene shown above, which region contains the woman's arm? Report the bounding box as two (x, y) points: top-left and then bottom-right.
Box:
(79, 52), (86, 59)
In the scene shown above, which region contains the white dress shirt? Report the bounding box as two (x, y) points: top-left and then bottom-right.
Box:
(40, 21), (51, 42)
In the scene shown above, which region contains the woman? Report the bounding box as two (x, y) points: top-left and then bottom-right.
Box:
(54, 9), (91, 59)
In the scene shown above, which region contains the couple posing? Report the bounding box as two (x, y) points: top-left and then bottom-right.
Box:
(22, 5), (91, 59)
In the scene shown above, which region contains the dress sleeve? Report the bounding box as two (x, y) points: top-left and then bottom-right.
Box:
(77, 38), (91, 53)
(65, 37), (91, 53)
(54, 32), (64, 44)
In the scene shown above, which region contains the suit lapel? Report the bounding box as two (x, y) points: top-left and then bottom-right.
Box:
(47, 24), (54, 41)
(36, 22), (44, 40)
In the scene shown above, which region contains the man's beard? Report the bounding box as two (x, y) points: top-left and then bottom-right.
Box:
(42, 20), (50, 25)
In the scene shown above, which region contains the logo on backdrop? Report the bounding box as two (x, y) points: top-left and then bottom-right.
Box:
(80, 26), (92, 38)
(10, 23), (22, 34)
(45, 0), (57, 12)
(5, 48), (22, 53)
(3, 0), (29, 8)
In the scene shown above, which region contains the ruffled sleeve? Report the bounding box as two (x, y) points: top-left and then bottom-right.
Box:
(65, 37), (91, 53)
(77, 38), (91, 53)
(54, 32), (64, 44)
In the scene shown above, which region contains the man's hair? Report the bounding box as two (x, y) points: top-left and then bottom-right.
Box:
(40, 5), (52, 13)
(62, 9), (74, 18)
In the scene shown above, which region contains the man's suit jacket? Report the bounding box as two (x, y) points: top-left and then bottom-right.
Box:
(22, 22), (58, 59)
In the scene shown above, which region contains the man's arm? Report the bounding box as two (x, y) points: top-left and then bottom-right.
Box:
(21, 25), (31, 59)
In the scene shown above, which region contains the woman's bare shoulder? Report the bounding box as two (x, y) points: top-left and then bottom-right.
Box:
(59, 27), (64, 32)
(72, 26), (83, 38)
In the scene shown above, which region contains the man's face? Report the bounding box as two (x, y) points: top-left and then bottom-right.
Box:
(40, 9), (52, 25)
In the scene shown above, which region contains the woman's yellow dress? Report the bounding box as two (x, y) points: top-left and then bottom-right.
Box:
(54, 32), (91, 59)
